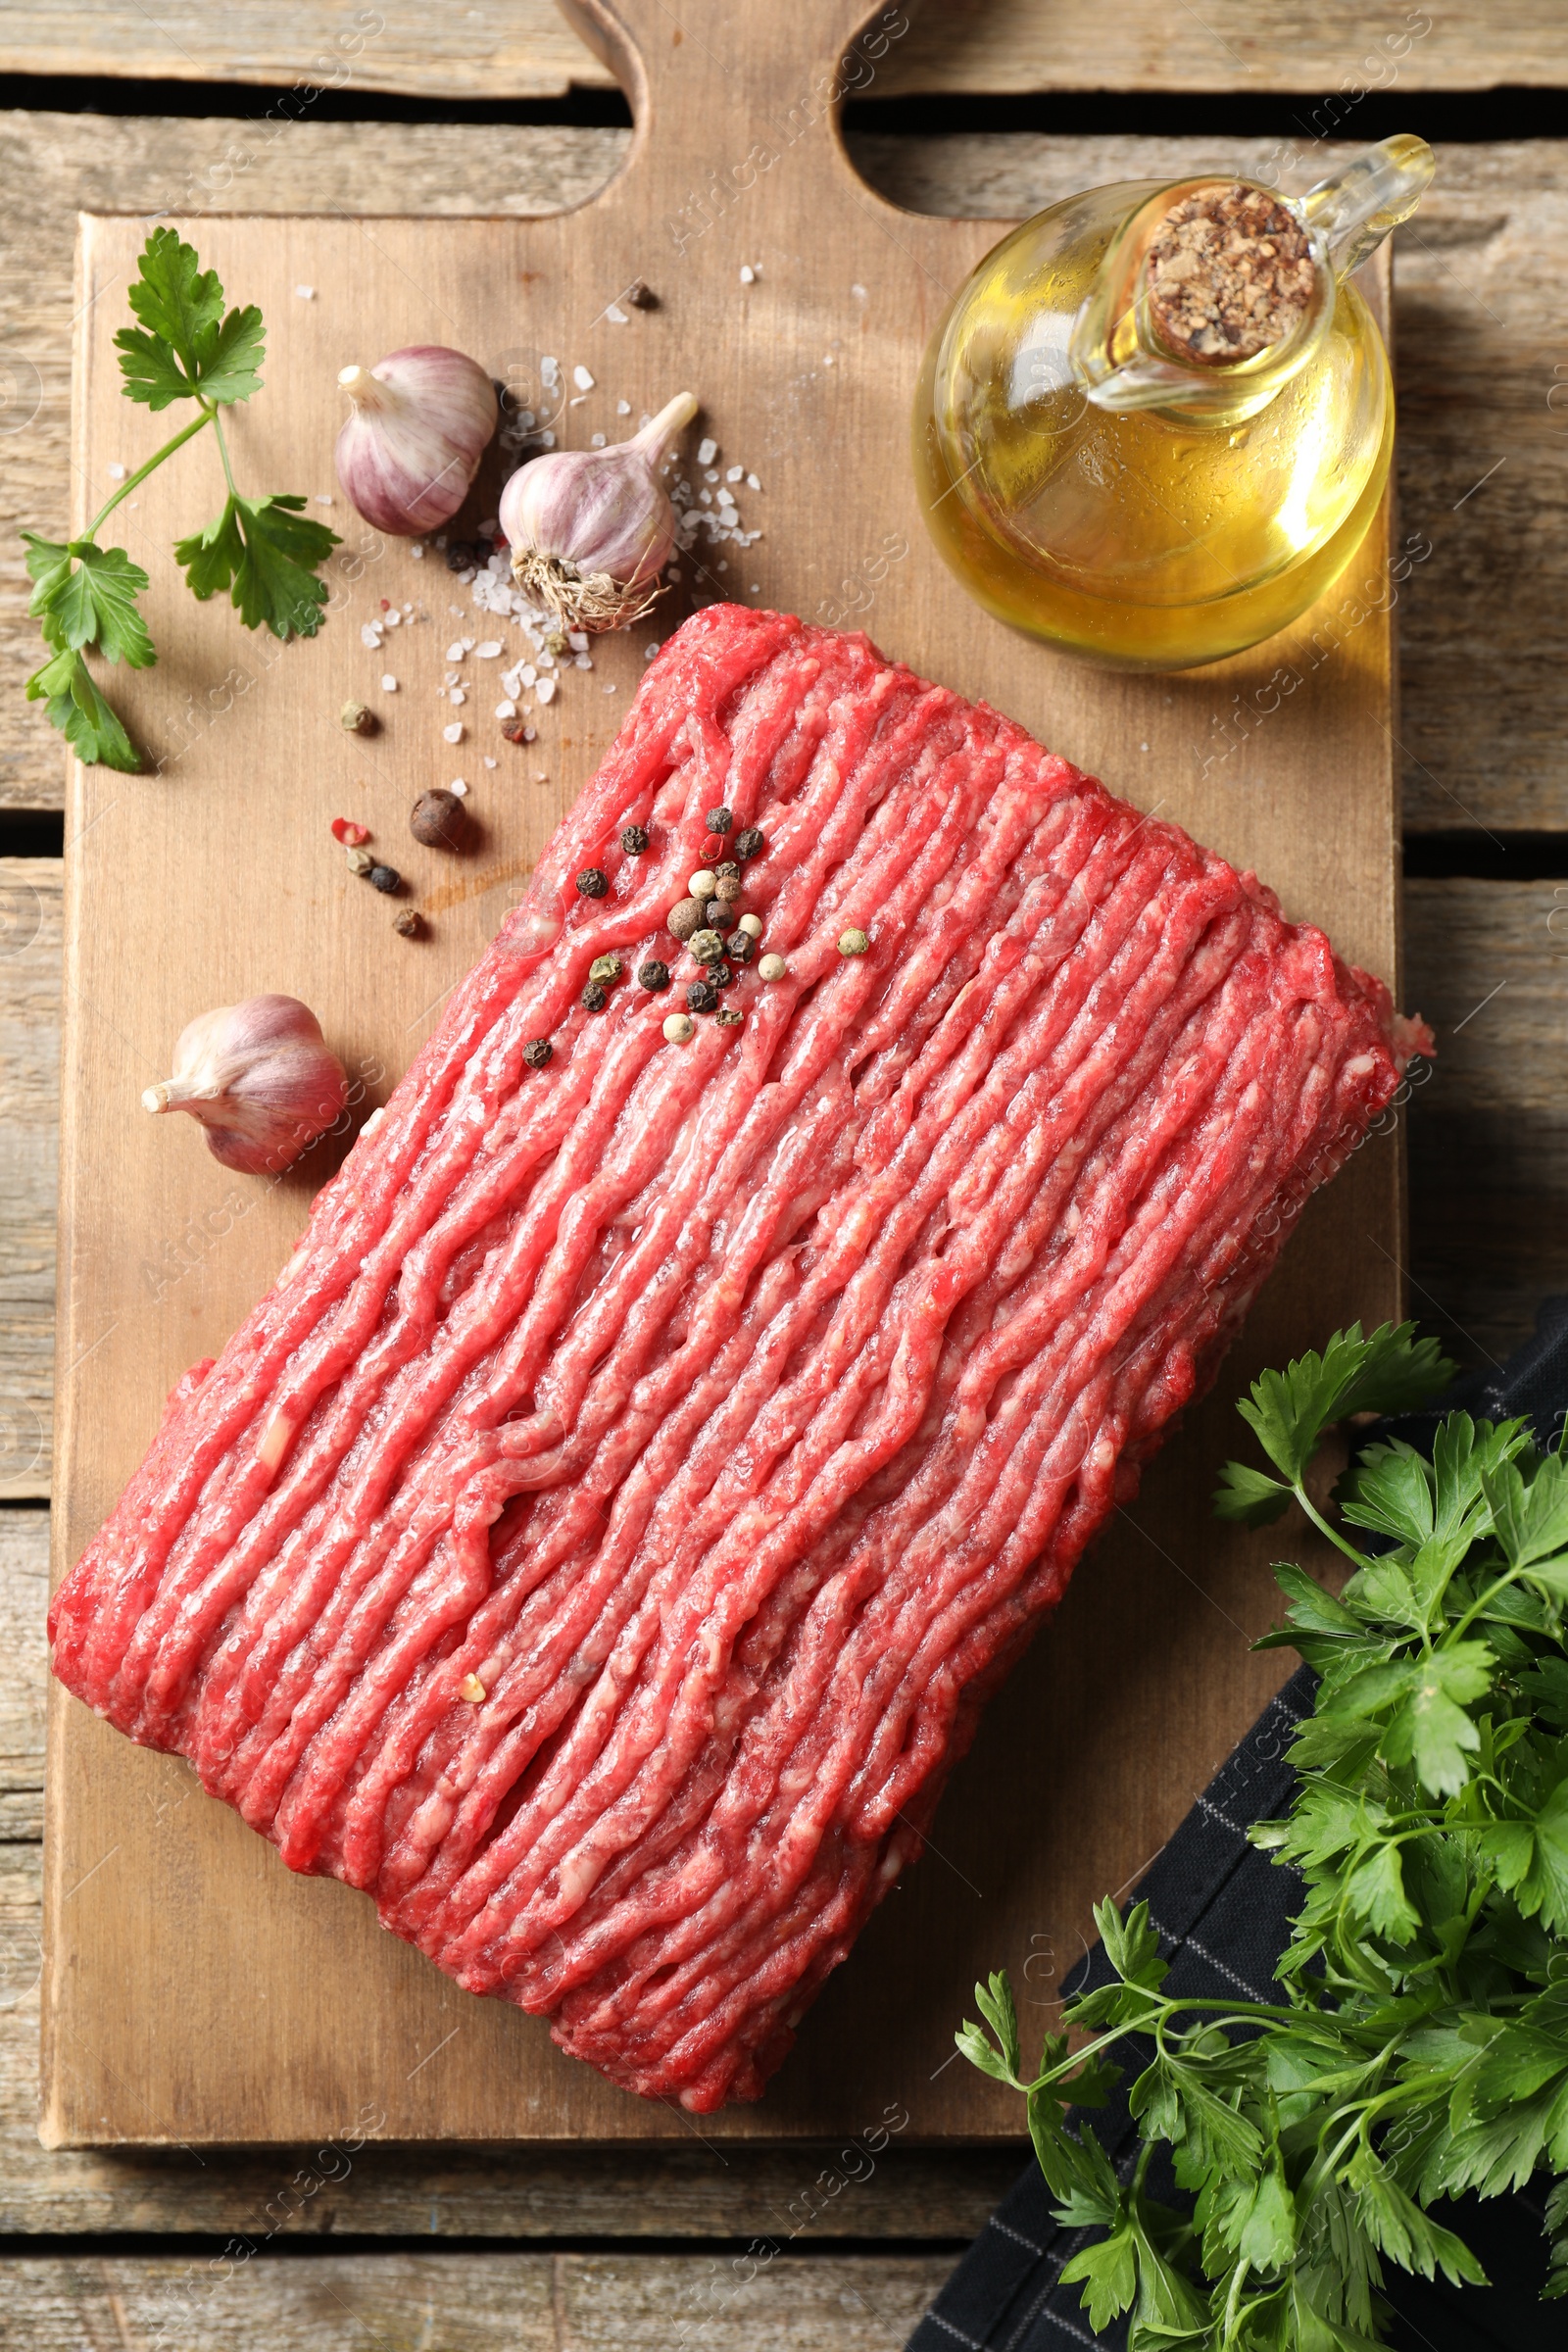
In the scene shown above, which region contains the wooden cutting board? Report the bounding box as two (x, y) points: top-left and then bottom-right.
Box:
(42, 0), (1404, 2147)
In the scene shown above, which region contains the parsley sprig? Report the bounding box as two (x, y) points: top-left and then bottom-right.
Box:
(24, 228), (340, 771)
(961, 1320), (1568, 2346)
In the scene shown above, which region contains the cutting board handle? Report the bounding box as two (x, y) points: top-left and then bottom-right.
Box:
(557, 0), (914, 219)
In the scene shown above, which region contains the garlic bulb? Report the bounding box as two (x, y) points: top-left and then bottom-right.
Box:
(335, 347), (498, 536)
(498, 390), (698, 631)
(142, 996), (349, 1176)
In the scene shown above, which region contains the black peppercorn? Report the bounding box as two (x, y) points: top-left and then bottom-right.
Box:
(715, 1007), (743, 1027)
(728, 931), (754, 963)
(368, 863), (401, 894)
(734, 827), (765, 861)
(686, 981), (718, 1013)
(620, 824), (650, 856)
(575, 867), (609, 899)
(706, 806), (733, 835)
(522, 1038), (553, 1069)
(710, 962), (734, 990)
(445, 541), (475, 572)
(581, 982), (609, 1012)
(705, 900), (734, 932)
(638, 959), (670, 992)
(714, 860), (740, 882)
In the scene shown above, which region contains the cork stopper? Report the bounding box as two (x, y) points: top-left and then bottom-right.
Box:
(1146, 183), (1316, 367)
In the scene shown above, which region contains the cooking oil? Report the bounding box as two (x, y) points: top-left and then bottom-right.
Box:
(912, 139), (1433, 671)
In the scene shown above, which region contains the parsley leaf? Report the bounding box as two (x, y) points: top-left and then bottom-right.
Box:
(24, 535), (154, 666)
(174, 494), (337, 639)
(114, 226), (266, 409)
(25, 646), (141, 771)
(1237, 1321), (1452, 1484)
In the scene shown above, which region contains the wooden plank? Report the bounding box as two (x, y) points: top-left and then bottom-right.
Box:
(1405, 878), (1568, 1369)
(0, 2251), (954, 2346)
(3, 119), (1562, 822)
(4, 0), (1566, 97)
(0, 859), (57, 1499)
(45, 0), (1402, 2148)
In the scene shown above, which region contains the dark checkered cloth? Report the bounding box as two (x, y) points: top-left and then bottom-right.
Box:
(908, 1298), (1568, 2352)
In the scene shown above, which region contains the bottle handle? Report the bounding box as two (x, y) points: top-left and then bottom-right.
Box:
(1299, 132), (1435, 282)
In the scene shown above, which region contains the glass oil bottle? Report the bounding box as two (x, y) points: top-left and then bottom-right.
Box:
(913, 136), (1435, 671)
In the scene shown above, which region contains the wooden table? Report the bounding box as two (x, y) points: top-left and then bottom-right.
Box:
(2, 8), (1566, 2339)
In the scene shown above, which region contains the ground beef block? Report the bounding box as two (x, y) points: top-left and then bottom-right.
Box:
(48, 606), (1430, 2113)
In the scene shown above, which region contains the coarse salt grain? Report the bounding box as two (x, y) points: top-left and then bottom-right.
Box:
(606, 304), (628, 325)
(450, 778), (468, 798)
(106, 461), (126, 481)
(541, 355), (561, 383)
(697, 436), (717, 466)
(361, 622), (383, 649)
(852, 281), (867, 300)
(604, 682), (617, 693)
(644, 641), (661, 659)
(295, 283), (316, 299)
(567, 630), (589, 651)
(449, 687), (466, 706)
(537, 676), (558, 704)
(591, 431), (607, 447)
(573, 365), (595, 391)
(739, 265), (755, 284)
(495, 700), (517, 719)
(474, 640), (503, 659)
(411, 544), (424, 559)
(380, 673), (398, 692)
(314, 492), (333, 505)
(574, 653), (592, 669)
(616, 399), (631, 416)
(383, 609), (400, 625)
(446, 641), (466, 662)
(725, 465), (743, 482)
(747, 472), (760, 490)
(443, 721), (464, 743)
(483, 756), (498, 769)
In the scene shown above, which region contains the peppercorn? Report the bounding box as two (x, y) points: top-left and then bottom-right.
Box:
(737, 911), (763, 939)
(345, 845), (375, 876)
(710, 961), (734, 990)
(589, 954), (623, 986)
(711, 873), (742, 904)
(705, 900), (735, 932)
(686, 980), (718, 1013)
(582, 982), (609, 1012)
(839, 927), (870, 956)
(501, 719), (531, 746)
(445, 540), (476, 572)
(545, 628), (569, 657)
(638, 958), (670, 992)
(714, 860), (740, 883)
(688, 868), (718, 901)
(662, 1013), (695, 1044)
(728, 931), (754, 963)
(759, 954), (787, 981)
(688, 928), (725, 964)
(734, 827), (765, 860)
(410, 788), (467, 850)
(667, 898), (704, 942)
(522, 1037), (553, 1069)
(575, 867), (609, 899)
(620, 824), (650, 856)
(340, 699), (376, 736)
(392, 908), (423, 939)
(706, 806), (733, 835)
(368, 863), (402, 894)
(715, 1007), (743, 1027)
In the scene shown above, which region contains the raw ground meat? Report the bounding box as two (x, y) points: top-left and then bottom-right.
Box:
(49, 605), (1430, 2111)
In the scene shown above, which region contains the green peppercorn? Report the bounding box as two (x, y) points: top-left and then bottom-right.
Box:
(368, 863), (402, 894)
(588, 954), (623, 986)
(620, 824), (650, 856)
(522, 1038), (553, 1069)
(686, 980), (718, 1013)
(638, 959), (670, 992)
(689, 928), (725, 964)
(839, 927), (870, 956)
(706, 806), (733, 834)
(734, 827), (765, 860)
(576, 867), (610, 899)
(582, 982), (609, 1012)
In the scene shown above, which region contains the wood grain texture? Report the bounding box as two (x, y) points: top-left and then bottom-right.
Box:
(0, 2250), (953, 2347)
(4, 0), (1566, 96)
(2, 119), (1561, 823)
(41, 0), (1405, 2147)
(0, 858), (57, 1500)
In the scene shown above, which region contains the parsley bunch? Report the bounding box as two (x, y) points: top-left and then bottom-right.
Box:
(961, 1321), (1568, 2347)
(24, 228), (340, 771)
